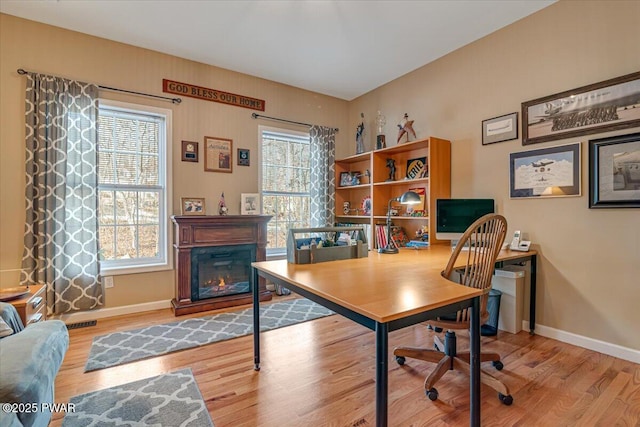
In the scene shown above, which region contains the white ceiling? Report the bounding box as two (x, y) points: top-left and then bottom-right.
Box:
(1, 0), (555, 100)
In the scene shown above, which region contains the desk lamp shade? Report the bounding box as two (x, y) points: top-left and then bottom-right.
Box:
(379, 191), (421, 254)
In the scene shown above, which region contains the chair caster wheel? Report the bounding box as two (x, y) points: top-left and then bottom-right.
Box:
(499, 393), (513, 405)
(395, 356), (405, 365)
(426, 388), (439, 401)
(434, 327), (443, 333)
(492, 360), (504, 371)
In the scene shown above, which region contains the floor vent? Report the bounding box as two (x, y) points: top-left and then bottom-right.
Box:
(66, 320), (97, 330)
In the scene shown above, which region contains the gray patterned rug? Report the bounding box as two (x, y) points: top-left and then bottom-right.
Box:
(85, 298), (334, 371)
(62, 368), (213, 427)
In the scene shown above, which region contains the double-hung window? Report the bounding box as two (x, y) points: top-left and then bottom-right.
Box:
(260, 127), (311, 257)
(97, 100), (172, 274)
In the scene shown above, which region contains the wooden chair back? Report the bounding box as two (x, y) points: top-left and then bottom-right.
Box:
(438, 213), (508, 325)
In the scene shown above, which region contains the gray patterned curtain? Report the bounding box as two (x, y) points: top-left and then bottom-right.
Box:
(20, 72), (103, 314)
(309, 126), (336, 227)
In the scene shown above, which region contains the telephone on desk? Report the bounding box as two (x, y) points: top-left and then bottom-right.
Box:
(510, 230), (531, 252)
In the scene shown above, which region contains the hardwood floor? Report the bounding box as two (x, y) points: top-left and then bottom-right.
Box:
(50, 295), (640, 426)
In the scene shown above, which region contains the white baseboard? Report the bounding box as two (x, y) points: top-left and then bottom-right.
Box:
(523, 321), (640, 364)
(53, 300), (172, 324)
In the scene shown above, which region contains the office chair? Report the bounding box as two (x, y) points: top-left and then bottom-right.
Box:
(393, 213), (513, 405)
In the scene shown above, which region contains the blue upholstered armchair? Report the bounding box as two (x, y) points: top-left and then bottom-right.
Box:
(0, 302), (69, 427)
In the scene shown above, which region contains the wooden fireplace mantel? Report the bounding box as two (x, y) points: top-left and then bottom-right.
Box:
(171, 215), (273, 315)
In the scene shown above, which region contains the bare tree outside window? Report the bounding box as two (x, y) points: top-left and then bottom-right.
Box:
(261, 129), (311, 254)
(97, 103), (169, 271)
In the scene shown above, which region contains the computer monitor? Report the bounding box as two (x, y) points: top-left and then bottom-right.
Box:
(435, 199), (495, 242)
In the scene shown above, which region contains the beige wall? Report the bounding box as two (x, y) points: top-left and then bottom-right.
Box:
(0, 14), (349, 305)
(347, 0), (640, 351)
(1, 0), (639, 352)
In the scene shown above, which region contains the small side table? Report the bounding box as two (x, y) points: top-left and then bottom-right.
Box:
(7, 284), (47, 326)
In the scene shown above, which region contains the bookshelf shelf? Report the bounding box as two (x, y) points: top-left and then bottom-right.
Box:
(335, 136), (451, 250)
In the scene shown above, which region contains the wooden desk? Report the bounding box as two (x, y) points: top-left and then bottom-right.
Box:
(252, 246), (538, 427)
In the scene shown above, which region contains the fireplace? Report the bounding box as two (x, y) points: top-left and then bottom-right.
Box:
(171, 215), (272, 316)
(191, 244), (254, 301)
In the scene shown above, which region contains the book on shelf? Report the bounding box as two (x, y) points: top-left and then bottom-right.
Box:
(389, 226), (409, 248)
(406, 240), (430, 248)
(406, 187), (426, 214)
(376, 224), (410, 249)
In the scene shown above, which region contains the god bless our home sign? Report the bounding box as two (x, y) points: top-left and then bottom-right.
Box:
(163, 79), (265, 111)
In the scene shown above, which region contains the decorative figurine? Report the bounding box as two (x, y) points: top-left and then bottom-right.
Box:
(356, 112), (365, 154)
(376, 111), (386, 149)
(386, 158), (396, 181)
(397, 113), (416, 144)
(218, 192), (228, 215)
(343, 201), (351, 215)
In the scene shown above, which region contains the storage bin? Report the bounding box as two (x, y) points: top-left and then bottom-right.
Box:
(491, 265), (525, 334)
(481, 289), (502, 336)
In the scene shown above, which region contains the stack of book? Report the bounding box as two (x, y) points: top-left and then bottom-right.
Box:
(406, 240), (429, 248)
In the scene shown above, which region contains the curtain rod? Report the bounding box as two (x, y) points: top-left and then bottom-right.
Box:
(17, 68), (182, 104)
(251, 113), (339, 132)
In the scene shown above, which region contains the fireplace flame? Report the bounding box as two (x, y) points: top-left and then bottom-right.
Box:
(218, 277), (225, 287)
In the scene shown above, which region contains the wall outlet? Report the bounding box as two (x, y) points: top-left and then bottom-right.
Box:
(104, 276), (114, 288)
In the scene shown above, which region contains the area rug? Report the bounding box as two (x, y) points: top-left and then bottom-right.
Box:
(62, 368), (214, 427)
(85, 298), (334, 372)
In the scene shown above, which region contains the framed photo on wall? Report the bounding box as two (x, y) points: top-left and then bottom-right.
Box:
(521, 71), (640, 145)
(589, 132), (640, 208)
(510, 142), (581, 198)
(204, 136), (233, 173)
(482, 112), (518, 145)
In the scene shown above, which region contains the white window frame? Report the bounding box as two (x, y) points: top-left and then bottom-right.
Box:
(98, 99), (173, 275)
(258, 125), (311, 258)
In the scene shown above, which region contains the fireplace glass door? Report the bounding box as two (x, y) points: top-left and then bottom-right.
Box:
(190, 244), (256, 301)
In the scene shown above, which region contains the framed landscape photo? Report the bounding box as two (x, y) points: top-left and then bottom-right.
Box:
(589, 132), (640, 208)
(204, 136), (233, 173)
(482, 112), (518, 145)
(241, 193), (260, 215)
(522, 71), (640, 145)
(510, 142), (581, 199)
(181, 197), (205, 215)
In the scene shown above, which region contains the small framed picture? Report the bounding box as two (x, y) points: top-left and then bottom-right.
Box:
(482, 112), (518, 145)
(181, 140), (198, 162)
(204, 136), (232, 173)
(181, 197), (205, 215)
(237, 148), (250, 166)
(589, 132), (640, 208)
(509, 142), (581, 199)
(241, 193), (260, 215)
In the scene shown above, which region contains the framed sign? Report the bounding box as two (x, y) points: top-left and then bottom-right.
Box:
(406, 157), (427, 179)
(510, 142), (581, 198)
(522, 71), (640, 145)
(237, 148), (250, 166)
(204, 136), (232, 173)
(589, 132), (640, 208)
(181, 140), (198, 162)
(482, 112), (518, 145)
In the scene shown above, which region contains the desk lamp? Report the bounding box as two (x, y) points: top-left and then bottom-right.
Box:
(378, 190), (421, 254)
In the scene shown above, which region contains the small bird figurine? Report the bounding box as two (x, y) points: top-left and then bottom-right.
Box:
(397, 113), (416, 144)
